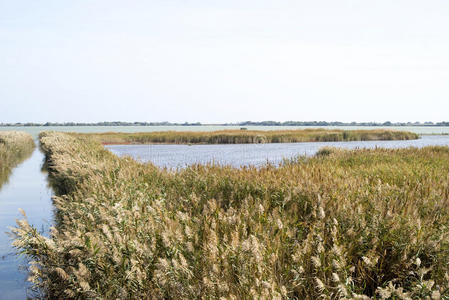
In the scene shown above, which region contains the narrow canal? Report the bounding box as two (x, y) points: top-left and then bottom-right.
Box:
(0, 148), (53, 299)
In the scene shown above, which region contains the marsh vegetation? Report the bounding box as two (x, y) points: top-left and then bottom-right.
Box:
(71, 129), (419, 145)
(0, 131), (35, 188)
(11, 132), (449, 299)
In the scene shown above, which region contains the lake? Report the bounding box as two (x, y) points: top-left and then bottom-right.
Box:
(107, 135), (449, 168)
(1, 125), (449, 139)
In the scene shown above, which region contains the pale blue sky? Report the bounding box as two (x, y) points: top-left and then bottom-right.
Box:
(1, 0), (448, 123)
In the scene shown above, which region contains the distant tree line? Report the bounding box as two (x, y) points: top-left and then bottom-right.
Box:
(236, 121), (449, 126)
(1, 121), (449, 127)
(0, 121), (203, 127)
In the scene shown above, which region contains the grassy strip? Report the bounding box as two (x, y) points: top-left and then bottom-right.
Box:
(70, 128), (419, 144)
(0, 131), (35, 188)
(12, 132), (449, 299)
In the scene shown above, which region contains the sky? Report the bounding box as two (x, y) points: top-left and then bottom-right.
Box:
(1, 0), (448, 123)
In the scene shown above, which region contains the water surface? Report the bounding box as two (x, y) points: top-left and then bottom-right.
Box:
(107, 135), (449, 168)
(0, 149), (53, 299)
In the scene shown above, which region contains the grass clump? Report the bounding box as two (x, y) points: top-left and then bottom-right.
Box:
(12, 132), (449, 299)
(0, 131), (35, 188)
(71, 128), (419, 145)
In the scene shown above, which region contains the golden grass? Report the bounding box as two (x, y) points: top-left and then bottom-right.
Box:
(70, 128), (419, 144)
(0, 131), (35, 188)
(12, 132), (449, 299)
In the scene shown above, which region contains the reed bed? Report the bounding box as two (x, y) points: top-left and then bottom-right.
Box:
(0, 131), (35, 188)
(12, 132), (449, 299)
(71, 129), (419, 145)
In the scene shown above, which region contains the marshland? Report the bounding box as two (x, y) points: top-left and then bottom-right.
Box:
(3, 1), (449, 299)
(4, 129), (449, 299)
(72, 129), (419, 145)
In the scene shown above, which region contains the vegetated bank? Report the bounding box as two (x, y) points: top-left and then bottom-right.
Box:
(12, 132), (449, 299)
(71, 128), (419, 145)
(0, 131), (35, 188)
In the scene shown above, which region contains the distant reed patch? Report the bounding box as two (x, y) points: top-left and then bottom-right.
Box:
(70, 128), (419, 145)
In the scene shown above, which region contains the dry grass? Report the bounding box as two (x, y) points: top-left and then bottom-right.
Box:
(0, 131), (35, 188)
(12, 132), (449, 299)
(70, 129), (419, 145)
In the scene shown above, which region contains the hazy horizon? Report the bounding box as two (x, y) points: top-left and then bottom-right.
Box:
(1, 1), (448, 123)
(1, 120), (449, 125)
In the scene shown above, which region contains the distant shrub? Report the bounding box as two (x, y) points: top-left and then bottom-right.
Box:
(315, 147), (336, 157)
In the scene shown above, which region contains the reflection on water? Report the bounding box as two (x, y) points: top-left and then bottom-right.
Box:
(0, 146), (34, 192)
(107, 135), (449, 169)
(0, 149), (53, 299)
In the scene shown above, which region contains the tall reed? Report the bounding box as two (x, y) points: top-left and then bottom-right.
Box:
(71, 129), (419, 145)
(12, 132), (449, 299)
(0, 131), (35, 188)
